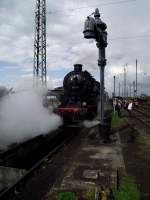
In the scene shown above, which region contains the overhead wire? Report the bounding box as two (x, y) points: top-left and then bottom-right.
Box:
(47, 0), (150, 43)
(47, 0), (136, 15)
(110, 35), (150, 41)
(47, 34), (150, 51)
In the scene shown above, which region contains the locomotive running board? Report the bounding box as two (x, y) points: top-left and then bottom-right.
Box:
(64, 121), (83, 128)
(65, 124), (82, 128)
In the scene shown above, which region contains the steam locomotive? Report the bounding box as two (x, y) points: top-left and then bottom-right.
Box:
(57, 64), (100, 123)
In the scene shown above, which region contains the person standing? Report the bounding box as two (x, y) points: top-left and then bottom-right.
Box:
(113, 98), (117, 114)
(127, 100), (133, 116)
(100, 187), (107, 200)
(116, 99), (122, 117)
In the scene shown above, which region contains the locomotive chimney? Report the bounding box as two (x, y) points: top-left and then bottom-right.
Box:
(74, 64), (82, 72)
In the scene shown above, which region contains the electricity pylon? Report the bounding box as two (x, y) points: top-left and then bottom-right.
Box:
(33, 0), (47, 85)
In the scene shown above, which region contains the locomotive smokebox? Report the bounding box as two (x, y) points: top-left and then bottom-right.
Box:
(74, 64), (82, 72)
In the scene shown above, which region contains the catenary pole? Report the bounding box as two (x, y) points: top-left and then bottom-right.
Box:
(113, 76), (116, 97)
(119, 82), (120, 97)
(136, 59), (138, 97)
(33, 0), (47, 86)
(133, 81), (135, 97)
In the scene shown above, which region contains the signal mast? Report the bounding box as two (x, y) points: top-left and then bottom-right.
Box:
(33, 0), (47, 85)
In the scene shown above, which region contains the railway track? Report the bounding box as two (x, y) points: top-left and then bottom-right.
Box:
(132, 108), (150, 128)
(0, 127), (79, 199)
(138, 105), (150, 115)
(140, 104), (150, 110)
(0, 129), (66, 169)
(0, 135), (44, 167)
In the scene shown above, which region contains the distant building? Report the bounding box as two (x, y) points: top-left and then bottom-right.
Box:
(44, 87), (63, 108)
(0, 86), (9, 98)
(140, 93), (148, 99)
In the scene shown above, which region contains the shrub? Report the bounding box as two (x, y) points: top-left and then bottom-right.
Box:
(114, 176), (140, 200)
(84, 189), (96, 200)
(57, 192), (78, 200)
(135, 135), (145, 145)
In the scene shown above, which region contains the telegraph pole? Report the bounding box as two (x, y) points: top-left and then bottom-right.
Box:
(124, 64), (128, 98)
(136, 59), (138, 97)
(133, 81), (135, 97)
(127, 86), (128, 97)
(130, 83), (132, 97)
(119, 82), (120, 97)
(114, 76), (116, 97)
(124, 66), (126, 98)
(34, 0), (47, 85)
(122, 87), (124, 97)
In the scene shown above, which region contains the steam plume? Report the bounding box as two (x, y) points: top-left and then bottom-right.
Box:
(0, 79), (62, 149)
(83, 120), (100, 128)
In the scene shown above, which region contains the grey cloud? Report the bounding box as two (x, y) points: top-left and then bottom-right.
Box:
(0, 0), (150, 95)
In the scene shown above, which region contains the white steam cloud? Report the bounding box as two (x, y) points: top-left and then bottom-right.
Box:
(82, 101), (108, 128)
(82, 101), (100, 128)
(0, 80), (62, 149)
(83, 120), (100, 128)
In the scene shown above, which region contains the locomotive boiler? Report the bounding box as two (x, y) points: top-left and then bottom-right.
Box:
(57, 64), (100, 123)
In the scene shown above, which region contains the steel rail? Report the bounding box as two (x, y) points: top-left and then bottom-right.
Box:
(0, 135), (43, 160)
(132, 109), (150, 128)
(0, 130), (77, 199)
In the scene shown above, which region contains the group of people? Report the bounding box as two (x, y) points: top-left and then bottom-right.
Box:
(112, 97), (139, 117)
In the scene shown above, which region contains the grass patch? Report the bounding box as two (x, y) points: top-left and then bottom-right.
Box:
(57, 192), (78, 200)
(111, 112), (128, 129)
(135, 134), (145, 145)
(129, 128), (145, 145)
(138, 105), (146, 111)
(113, 176), (140, 200)
(84, 189), (96, 200)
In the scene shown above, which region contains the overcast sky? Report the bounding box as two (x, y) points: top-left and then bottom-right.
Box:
(0, 0), (150, 96)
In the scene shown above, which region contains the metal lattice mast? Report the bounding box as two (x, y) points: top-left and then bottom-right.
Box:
(34, 0), (47, 85)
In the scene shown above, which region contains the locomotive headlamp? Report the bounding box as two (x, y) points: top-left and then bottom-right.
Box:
(58, 101), (62, 106)
(82, 102), (87, 106)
